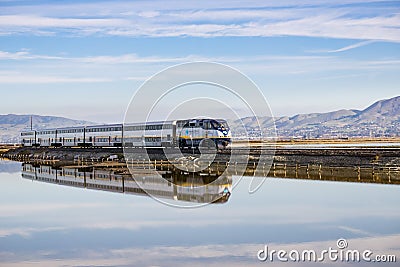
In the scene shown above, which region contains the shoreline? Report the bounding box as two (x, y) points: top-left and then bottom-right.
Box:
(2, 144), (400, 168)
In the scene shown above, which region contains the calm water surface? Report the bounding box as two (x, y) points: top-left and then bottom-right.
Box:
(0, 160), (399, 266)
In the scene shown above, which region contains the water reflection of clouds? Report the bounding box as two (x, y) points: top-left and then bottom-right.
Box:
(1, 176), (400, 235)
(1, 235), (399, 267)
(1, 168), (399, 266)
(0, 160), (21, 174)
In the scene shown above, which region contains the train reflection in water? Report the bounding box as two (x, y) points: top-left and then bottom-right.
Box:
(21, 163), (232, 204)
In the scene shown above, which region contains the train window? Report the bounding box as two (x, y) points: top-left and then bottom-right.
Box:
(211, 121), (219, 129)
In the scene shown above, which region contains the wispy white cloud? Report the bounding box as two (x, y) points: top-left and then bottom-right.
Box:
(0, 15), (127, 28)
(0, 49), (399, 85)
(0, 1), (399, 41)
(0, 73), (112, 83)
(0, 50), (63, 60)
(310, 40), (379, 53)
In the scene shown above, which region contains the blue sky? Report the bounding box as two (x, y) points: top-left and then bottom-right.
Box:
(0, 0), (399, 122)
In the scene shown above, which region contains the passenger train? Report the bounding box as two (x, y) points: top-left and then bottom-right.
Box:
(20, 118), (231, 149)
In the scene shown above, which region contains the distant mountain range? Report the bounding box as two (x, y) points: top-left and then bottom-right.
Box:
(231, 95), (400, 139)
(0, 96), (399, 143)
(0, 114), (92, 143)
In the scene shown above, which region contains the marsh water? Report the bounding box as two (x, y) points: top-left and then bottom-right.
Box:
(0, 159), (399, 266)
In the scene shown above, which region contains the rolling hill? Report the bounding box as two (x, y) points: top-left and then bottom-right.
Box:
(230, 95), (400, 138)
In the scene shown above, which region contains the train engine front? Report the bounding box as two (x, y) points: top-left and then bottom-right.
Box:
(177, 118), (231, 149)
(211, 119), (231, 149)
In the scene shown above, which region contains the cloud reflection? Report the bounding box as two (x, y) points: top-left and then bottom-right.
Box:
(0, 235), (399, 267)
